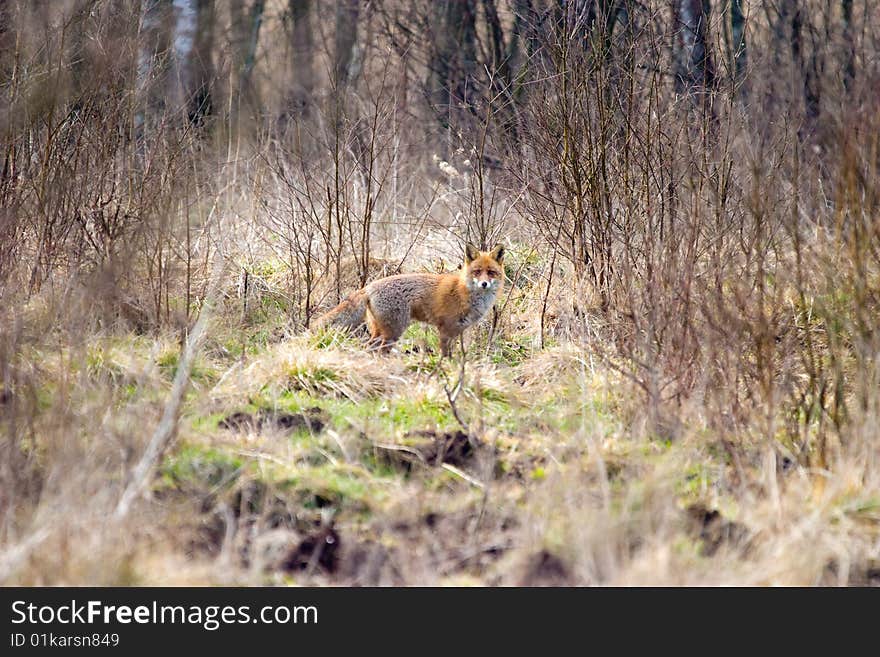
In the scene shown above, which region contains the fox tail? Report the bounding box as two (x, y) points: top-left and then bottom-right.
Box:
(313, 289), (368, 330)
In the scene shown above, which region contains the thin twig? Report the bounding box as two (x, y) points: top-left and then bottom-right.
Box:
(440, 463), (485, 489)
(114, 264), (222, 519)
(443, 334), (470, 431)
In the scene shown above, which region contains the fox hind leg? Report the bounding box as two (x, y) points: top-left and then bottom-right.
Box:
(365, 311), (388, 351)
(366, 308), (408, 353)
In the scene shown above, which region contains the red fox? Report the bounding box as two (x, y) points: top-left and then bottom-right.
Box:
(315, 244), (505, 356)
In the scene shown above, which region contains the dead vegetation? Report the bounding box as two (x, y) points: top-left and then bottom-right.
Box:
(2, 1), (880, 586)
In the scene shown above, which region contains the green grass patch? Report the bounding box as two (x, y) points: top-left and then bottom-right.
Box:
(399, 324), (443, 368)
(308, 327), (362, 350)
(248, 257), (289, 280)
(191, 411), (230, 433)
(285, 364), (340, 392)
(156, 349), (218, 385)
(488, 336), (534, 367)
(85, 346), (127, 383)
(280, 464), (371, 510)
(160, 443), (244, 492)
(283, 391), (456, 436)
(676, 463), (712, 502)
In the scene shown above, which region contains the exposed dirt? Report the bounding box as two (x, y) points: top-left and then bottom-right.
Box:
(685, 504), (751, 556)
(279, 525), (341, 574)
(518, 550), (572, 586)
(219, 406), (328, 434)
(372, 430), (483, 474)
(406, 429), (474, 466)
(334, 509), (517, 585)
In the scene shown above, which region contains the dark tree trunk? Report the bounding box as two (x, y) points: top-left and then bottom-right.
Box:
(287, 0), (315, 118)
(841, 0), (855, 92)
(789, 3), (820, 121)
(482, 0), (508, 84)
(188, 0), (215, 125)
(482, 0), (523, 142)
(428, 0), (477, 134)
(231, 0), (265, 85)
(726, 0), (746, 88)
(672, 0), (715, 94)
(506, 0), (538, 109)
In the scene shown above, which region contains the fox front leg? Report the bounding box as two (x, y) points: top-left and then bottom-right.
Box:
(442, 325), (468, 358)
(439, 334), (452, 358)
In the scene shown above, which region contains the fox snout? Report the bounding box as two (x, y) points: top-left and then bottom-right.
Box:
(471, 276), (497, 290)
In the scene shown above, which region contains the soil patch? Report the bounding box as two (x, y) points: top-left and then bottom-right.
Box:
(220, 406), (327, 434)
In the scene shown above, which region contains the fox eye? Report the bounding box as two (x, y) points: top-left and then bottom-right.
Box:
(472, 269), (482, 276)
(487, 270), (497, 277)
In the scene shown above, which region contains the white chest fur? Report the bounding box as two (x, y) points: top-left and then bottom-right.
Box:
(458, 286), (498, 329)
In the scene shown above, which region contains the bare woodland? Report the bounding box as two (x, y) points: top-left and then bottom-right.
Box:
(2, 1), (880, 585)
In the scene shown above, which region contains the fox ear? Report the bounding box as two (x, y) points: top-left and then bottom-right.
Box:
(489, 244), (505, 263)
(465, 243), (480, 262)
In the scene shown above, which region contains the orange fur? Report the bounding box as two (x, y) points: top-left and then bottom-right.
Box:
(316, 244), (505, 356)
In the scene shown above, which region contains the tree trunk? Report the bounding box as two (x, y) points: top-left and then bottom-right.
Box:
(230, 0), (265, 86)
(286, 0), (315, 119)
(135, 0), (173, 146)
(672, 0), (715, 94)
(788, 3), (820, 121)
(428, 0), (477, 137)
(507, 0), (537, 105)
(167, 0), (197, 116)
(228, 0), (265, 128)
(334, 0), (360, 90)
(188, 0), (215, 125)
(482, 0), (508, 84)
(727, 0), (746, 89)
(841, 0), (855, 92)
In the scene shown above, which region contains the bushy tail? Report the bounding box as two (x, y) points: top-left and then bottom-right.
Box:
(313, 289), (368, 330)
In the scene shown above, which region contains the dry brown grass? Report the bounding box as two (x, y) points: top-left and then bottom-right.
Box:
(3, 1), (880, 586)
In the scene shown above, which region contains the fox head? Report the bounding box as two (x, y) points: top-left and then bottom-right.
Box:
(464, 243), (505, 292)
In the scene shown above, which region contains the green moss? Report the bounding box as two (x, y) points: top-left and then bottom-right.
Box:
(270, 463), (389, 514)
(383, 397), (452, 429)
(479, 386), (509, 404)
(160, 444), (243, 491)
(286, 465), (367, 508)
